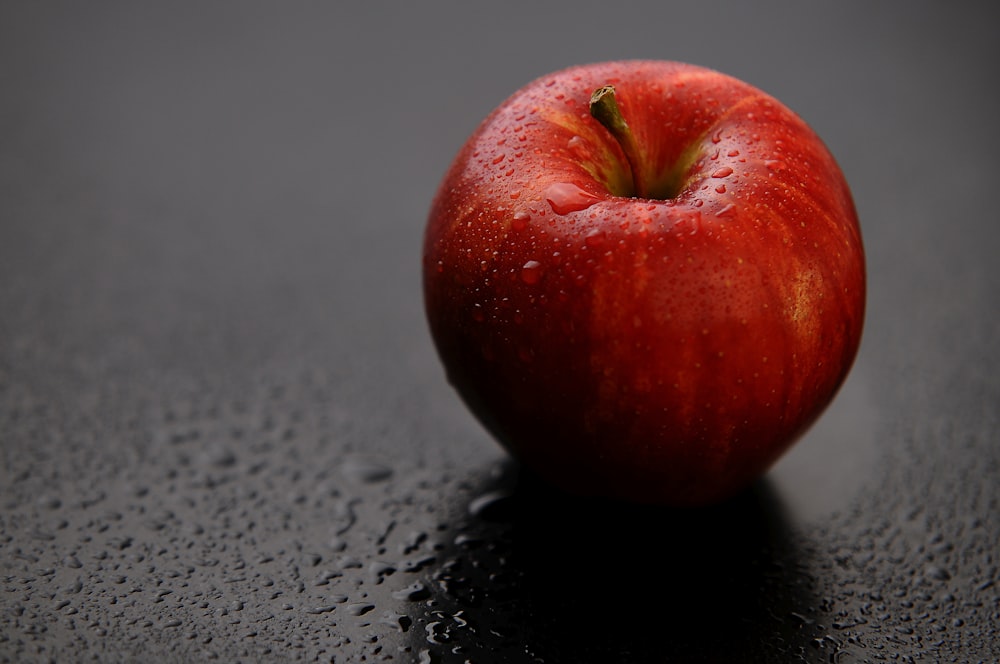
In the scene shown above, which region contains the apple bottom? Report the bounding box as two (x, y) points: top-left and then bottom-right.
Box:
(445, 356), (819, 507)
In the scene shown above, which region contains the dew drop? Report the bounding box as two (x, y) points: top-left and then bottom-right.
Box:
(520, 260), (542, 284)
(511, 211), (531, 231)
(305, 604), (338, 615)
(716, 203), (737, 217)
(544, 182), (599, 215)
(369, 561), (397, 580)
(925, 565), (951, 581)
(468, 490), (514, 520)
(346, 602), (375, 617)
(711, 166), (733, 178)
(37, 494), (62, 510)
(584, 229), (606, 247)
(380, 611), (413, 633)
(391, 582), (431, 602)
(341, 458), (393, 483)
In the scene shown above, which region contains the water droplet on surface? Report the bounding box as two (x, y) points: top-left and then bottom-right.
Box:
(926, 565), (951, 581)
(520, 260), (542, 284)
(379, 610), (412, 632)
(341, 459), (393, 483)
(467, 490), (514, 520)
(584, 229), (606, 247)
(716, 203), (737, 217)
(711, 166), (733, 178)
(205, 445), (237, 468)
(545, 182), (599, 215)
(511, 211), (531, 231)
(37, 495), (62, 510)
(346, 602), (375, 617)
(392, 582), (431, 601)
(369, 561), (397, 581)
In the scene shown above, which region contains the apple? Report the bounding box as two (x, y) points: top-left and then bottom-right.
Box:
(423, 60), (865, 505)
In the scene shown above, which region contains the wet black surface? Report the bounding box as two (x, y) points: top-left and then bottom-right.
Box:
(2, 3), (999, 662)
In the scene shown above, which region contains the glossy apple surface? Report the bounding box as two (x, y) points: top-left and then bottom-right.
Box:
(423, 60), (865, 505)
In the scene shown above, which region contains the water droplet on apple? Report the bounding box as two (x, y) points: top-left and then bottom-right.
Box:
(471, 304), (485, 322)
(765, 159), (786, 171)
(567, 135), (586, 154)
(584, 229), (606, 247)
(716, 203), (737, 217)
(511, 211), (531, 231)
(711, 166), (733, 178)
(520, 260), (542, 284)
(544, 182), (599, 215)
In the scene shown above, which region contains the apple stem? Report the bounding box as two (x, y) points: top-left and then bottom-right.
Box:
(589, 85), (648, 198)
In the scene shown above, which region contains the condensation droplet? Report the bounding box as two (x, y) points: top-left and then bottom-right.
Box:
(511, 211), (531, 231)
(341, 459), (393, 483)
(392, 582), (431, 602)
(585, 229), (606, 247)
(711, 166), (733, 178)
(545, 182), (599, 215)
(468, 490), (514, 520)
(346, 602), (375, 617)
(520, 260), (542, 284)
(716, 203), (737, 217)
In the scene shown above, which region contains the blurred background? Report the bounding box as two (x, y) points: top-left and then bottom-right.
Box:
(2, 2), (997, 662)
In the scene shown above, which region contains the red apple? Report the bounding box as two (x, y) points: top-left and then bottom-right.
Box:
(423, 60), (865, 505)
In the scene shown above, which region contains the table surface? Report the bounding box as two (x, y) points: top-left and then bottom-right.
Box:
(2, 3), (998, 662)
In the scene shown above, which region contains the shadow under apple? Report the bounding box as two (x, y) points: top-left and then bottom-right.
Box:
(413, 459), (819, 663)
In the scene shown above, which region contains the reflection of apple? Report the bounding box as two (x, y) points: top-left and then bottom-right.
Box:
(423, 61), (865, 505)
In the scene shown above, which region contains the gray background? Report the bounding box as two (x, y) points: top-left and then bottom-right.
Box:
(2, 2), (998, 662)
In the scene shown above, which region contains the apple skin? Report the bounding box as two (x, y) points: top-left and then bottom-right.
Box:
(423, 60), (865, 506)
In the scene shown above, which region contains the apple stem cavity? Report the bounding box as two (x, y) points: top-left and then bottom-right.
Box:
(590, 85), (650, 199)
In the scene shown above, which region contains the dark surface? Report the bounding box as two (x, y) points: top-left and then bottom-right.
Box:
(1, 3), (998, 662)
